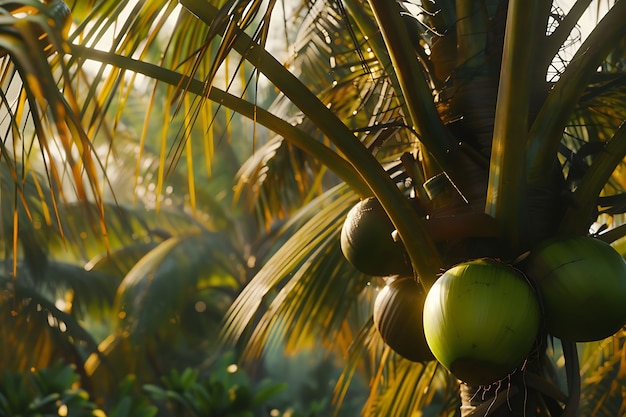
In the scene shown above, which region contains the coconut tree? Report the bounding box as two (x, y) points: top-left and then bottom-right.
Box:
(3, 0), (626, 416)
(201, 1), (626, 415)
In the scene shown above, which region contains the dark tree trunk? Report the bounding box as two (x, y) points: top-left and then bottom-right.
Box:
(459, 348), (567, 417)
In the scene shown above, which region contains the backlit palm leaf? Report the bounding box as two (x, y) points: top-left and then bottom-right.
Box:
(84, 230), (245, 395)
(0, 0), (106, 210)
(221, 184), (369, 357)
(558, 80), (626, 235)
(114, 232), (242, 341)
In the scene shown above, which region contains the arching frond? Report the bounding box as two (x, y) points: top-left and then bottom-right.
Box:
(220, 184), (367, 357)
(0, 0), (108, 212)
(114, 232), (243, 340)
(84, 231), (246, 394)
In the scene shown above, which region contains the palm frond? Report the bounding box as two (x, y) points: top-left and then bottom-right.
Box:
(28, 260), (117, 323)
(333, 310), (458, 417)
(366, 360), (454, 417)
(556, 77), (626, 236)
(221, 184), (369, 357)
(85, 231), (245, 392)
(232, 1), (427, 223)
(114, 232), (243, 341)
(527, 0), (626, 185)
(0, 1), (113, 261)
(234, 135), (331, 224)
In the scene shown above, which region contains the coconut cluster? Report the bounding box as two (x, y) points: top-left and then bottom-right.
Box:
(341, 198), (626, 386)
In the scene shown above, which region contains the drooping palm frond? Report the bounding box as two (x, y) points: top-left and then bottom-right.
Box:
(334, 312), (459, 417)
(220, 184), (366, 358)
(113, 232), (243, 340)
(365, 360), (455, 417)
(83, 229), (247, 397)
(0, 0), (108, 226)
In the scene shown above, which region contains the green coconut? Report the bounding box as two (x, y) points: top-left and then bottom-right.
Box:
(423, 259), (541, 386)
(373, 278), (434, 362)
(525, 236), (626, 342)
(340, 197), (412, 276)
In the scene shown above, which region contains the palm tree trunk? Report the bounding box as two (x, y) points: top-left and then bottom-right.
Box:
(459, 349), (566, 417)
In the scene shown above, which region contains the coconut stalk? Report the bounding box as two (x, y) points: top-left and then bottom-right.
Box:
(367, 0), (488, 206)
(485, 0), (542, 252)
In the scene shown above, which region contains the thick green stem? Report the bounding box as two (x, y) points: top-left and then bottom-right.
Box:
(485, 0), (541, 251)
(368, 0), (490, 211)
(181, 0), (443, 284)
(455, 0), (486, 71)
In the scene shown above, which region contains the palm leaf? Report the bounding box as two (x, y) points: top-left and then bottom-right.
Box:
(556, 77), (626, 236)
(114, 232), (242, 341)
(0, 159), (61, 276)
(50, 194), (228, 265)
(0, 0), (111, 258)
(221, 184), (368, 357)
(85, 241), (160, 278)
(366, 360), (453, 417)
(85, 231), (245, 393)
(527, 0), (626, 185)
(234, 135), (331, 223)
(42, 261), (122, 319)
